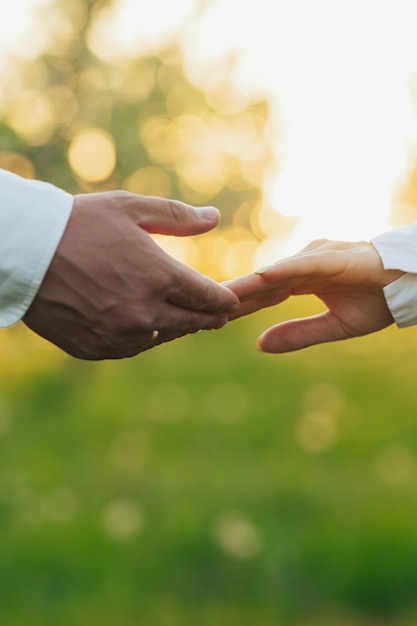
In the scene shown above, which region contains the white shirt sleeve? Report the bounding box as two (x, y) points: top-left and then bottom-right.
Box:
(372, 222), (417, 328)
(0, 169), (73, 327)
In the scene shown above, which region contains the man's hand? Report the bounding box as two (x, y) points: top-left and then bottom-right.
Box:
(226, 239), (403, 353)
(23, 191), (239, 360)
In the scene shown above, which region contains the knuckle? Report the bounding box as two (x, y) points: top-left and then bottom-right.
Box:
(167, 199), (187, 225)
(102, 304), (157, 343)
(192, 280), (212, 309)
(119, 307), (155, 334)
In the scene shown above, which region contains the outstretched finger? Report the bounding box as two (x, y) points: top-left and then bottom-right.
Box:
(224, 273), (279, 300)
(256, 253), (337, 283)
(228, 291), (292, 320)
(225, 251), (334, 299)
(257, 311), (351, 353)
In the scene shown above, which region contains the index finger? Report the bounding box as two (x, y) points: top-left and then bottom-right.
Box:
(224, 272), (275, 301)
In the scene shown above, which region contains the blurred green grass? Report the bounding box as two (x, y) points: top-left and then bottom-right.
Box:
(1, 301), (417, 625)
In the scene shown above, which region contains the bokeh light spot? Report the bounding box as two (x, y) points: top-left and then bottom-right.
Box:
(302, 383), (347, 418)
(101, 496), (143, 540)
(68, 128), (117, 182)
(295, 410), (339, 453)
(374, 443), (416, 485)
(0, 152), (35, 179)
(123, 166), (172, 198)
(139, 116), (184, 165)
(7, 91), (54, 145)
(212, 510), (262, 559)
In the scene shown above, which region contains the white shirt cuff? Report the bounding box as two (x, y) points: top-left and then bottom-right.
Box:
(372, 223), (417, 328)
(0, 169), (73, 327)
(382, 273), (417, 328)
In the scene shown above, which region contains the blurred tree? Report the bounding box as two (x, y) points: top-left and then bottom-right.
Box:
(0, 0), (289, 278)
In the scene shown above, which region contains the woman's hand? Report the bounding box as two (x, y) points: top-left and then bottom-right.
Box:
(226, 239), (403, 353)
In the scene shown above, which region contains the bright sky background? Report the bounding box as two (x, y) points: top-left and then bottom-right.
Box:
(2, 0), (417, 258)
(0, 0), (51, 61)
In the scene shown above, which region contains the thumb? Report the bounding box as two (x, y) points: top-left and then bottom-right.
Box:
(133, 195), (221, 236)
(258, 312), (350, 353)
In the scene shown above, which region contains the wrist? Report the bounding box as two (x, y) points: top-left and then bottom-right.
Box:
(369, 241), (404, 288)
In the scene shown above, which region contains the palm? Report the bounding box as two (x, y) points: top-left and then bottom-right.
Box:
(314, 287), (394, 338)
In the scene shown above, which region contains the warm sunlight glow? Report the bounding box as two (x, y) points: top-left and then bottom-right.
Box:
(87, 0), (197, 61)
(3, 0), (417, 269)
(0, 0), (51, 65)
(179, 0), (417, 255)
(7, 92), (55, 146)
(264, 0), (417, 252)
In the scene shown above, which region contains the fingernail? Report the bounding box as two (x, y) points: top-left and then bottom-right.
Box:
(195, 206), (219, 221)
(256, 337), (264, 351)
(255, 265), (273, 275)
